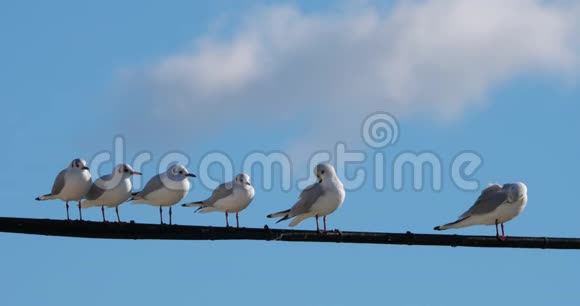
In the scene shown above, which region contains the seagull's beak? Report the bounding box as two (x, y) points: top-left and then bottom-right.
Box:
(132, 171), (142, 176)
(186, 173), (196, 177)
(82, 166), (90, 170)
(245, 182), (252, 186)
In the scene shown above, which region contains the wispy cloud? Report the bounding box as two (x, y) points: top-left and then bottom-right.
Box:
(116, 0), (579, 152)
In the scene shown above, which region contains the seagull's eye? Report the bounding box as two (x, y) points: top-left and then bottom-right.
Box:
(124, 168), (129, 172)
(179, 171), (184, 174)
(321, 170), (325, 175)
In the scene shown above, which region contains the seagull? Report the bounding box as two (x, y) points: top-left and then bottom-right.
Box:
(182, 173), (255, 228)
(36, 158), (92, 220)
(434, 182), (528, 241)
(267, 163), (345, 232)
(130, 164), (195, 225)
(80, 164), (141, 222)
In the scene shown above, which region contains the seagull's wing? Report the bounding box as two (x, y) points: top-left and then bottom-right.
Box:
(203, 182), (234, 206)
(290, 183), (325, 216)
(134, 174), (164, 199)
(50, 170), (67, 195)
(459, 184), (508, 218)
(85, 175), (113, 201)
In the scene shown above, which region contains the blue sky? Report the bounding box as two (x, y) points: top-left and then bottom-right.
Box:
(1, 1), (580, 305)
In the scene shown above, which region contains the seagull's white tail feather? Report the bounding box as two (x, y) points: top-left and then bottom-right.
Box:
(130, 198), (149, 205)
(182, 202), (204, 207)
(289, 214), (311, 227)
(128, 192), (146, 204)
(80, 200), (100, 209)
(35, 194), (57, 201)
(197, 206), (218, 214)
(434, 216), (471, 231)
(267, 209), (290, 219)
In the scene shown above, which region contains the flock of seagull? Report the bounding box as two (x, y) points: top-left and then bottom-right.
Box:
(36, 158), (529, 240)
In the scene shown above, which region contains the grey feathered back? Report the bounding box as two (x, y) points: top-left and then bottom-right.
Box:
(135, 174), (164, 199)
(85, 174), (113, 200)
(290, 183), (325, 215)
(459, 184), (508, 218)
(51, 170), (67, 195)
(202, 182), (235, 206)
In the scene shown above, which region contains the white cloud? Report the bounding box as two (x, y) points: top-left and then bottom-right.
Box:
(118, 0), (579, 152)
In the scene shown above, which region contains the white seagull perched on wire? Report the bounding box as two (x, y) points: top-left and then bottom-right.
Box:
(36, 158), (92, 220)
(267, 163), (345, 232)
(181, 173), (255, 228)
(130, 164), (196, 225)
(80, 164), (141, 222)
(434, 182), (528, 240)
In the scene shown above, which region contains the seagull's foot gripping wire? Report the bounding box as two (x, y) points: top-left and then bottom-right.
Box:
(495, 220), (507, 241)
(314, 216), (330, 235)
